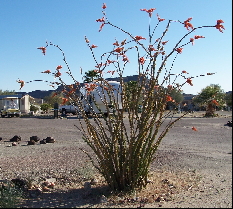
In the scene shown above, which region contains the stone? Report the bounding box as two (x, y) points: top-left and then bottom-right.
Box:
(45, 137), (55, 143)
(10, 135), (21, 142)
(12, 142), (17, 146)
(30, 136), (40, 142)
(27, 140), (36, 145)
(40, 139), (47, 144)
(90, 178), (98, 185)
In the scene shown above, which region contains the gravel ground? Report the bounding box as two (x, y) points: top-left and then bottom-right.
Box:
(0, 111), (232, 208)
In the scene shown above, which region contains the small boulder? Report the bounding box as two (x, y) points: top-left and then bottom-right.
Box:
(45, 137), (55, 143)
(27, 140), (36, 145)
(10, 135), (21, 142)
(40, 139), (47, 144)
(12, 142), (17, 146)
(30, 136), (40, 142)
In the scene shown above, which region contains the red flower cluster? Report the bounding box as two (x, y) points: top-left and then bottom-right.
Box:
(37, 47), (46, 55)
(175, 48), (183, 54)
(186, 78), (193, 86)
(190, 35), (205, 45)
(156, 13), (165, 22)
(140, 8), (156, 18)
(183, 17), (194, 31)
(134, 36), (146, 41)
(17, 80), (25, 90)
(139, 57), (145, 64)
(41, 70), (51, 74)
(215, 19), (225, 33)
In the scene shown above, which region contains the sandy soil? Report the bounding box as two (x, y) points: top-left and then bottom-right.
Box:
(0, 111), (232, 208)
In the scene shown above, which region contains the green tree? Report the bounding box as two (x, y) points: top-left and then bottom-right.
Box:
(0, 90), (15, 95)
(192, 84), (225, 117)
(40, 103), (52, 113)
(167, 88), (184, 110)
(44, 92), (63, 106)
(83, 70), (100, 83)
(30, 104), (39, 113)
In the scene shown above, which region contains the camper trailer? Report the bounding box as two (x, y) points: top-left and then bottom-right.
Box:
(81, 81), (122, 117)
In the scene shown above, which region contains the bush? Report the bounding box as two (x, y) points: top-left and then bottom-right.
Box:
(0, 181), (23, 208)
(19, 4), (224, 192)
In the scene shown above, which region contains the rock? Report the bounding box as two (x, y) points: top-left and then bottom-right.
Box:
(90, 178), (98, 185)
(10, 135), (21, 142)
(45, 137), (55, 143)
(0, 137), (2, 141)
(226, 121), (232, 127)
(27, 140), (36, 145)
(30, 136), (40, 142)
(12, 142), (17, 146)
(40, 139), (47, 144)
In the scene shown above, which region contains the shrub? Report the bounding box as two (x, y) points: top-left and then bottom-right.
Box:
(18, 4), (224, 192)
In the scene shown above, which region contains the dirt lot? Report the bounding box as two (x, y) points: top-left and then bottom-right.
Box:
(0, 111), (232, 208)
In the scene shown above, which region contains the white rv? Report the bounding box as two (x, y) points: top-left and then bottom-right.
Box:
(81, 81), (123, 116)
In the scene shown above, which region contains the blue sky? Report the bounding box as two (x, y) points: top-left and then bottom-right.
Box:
(0, 0), (232, 95)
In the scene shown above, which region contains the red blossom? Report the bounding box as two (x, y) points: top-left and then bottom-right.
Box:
(85, 36), (90, 43)
(156, 13), (165, 22)
(148, 45), (156, 51)
(113, 41), (119, 46)
(194, 35), (205, 39)
(134, 36), (146, 41)
(186, 78), (193, 86)
(61, 98), (69, 105)
(114, 47), (124, 53)
(96, 17), (105, 22)
(91, 44), (98, 48)
(56, 65), (62, 70)
(37, 47), (46, 55)
(17, 80), (25, 89)
(162, 41), (169, 45)
(192, 127), (197, 131)
(140, 8), (156, 18)
(99, 23), (105, 32)
(139, 57), (145, 64)
(182, 70), (188, 74)
(212, 100), (219, 106)
(166, 95), (173, 102)
(190, 38), (194, 45)
(122, 54), (129, 62)
(217, 19), (224, 24)
(190, 35), (205, 45)
(183, 17), (194, 31)
(102, 3), (107, 9)
(54, 71), (62, 77)
(52, 92), (58, 98)
(107, 60), (116, 64)
(175, 48), (183, 53)
(41, 70), (51, 74)
(215, 19), (225, 33)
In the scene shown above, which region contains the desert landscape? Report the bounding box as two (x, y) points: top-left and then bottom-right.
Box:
(0, 111), (232, 208)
